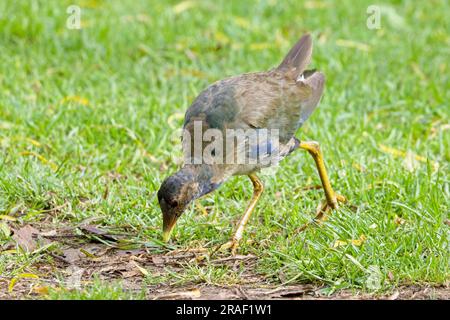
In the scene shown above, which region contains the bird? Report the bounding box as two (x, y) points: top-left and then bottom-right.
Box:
(158, 33), (346, 254)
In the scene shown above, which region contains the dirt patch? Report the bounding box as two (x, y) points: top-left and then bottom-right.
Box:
(1, 222), (448, 300)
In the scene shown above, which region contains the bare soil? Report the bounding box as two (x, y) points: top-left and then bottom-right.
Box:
(1, 222), (448, 300)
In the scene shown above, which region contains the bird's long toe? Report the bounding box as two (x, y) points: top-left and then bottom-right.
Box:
(214, 240), (239, 256)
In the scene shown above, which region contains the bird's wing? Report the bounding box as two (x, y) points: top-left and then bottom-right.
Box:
(181, 34), (324, 166)
(233, 71), (323, 143)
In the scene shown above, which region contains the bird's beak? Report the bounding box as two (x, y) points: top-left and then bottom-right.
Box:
(162, 212), (178, 242)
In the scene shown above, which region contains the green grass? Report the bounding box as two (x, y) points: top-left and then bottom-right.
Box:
(0, 0), (449, 298)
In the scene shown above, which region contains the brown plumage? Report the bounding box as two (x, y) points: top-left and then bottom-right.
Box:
(158, 34), (344, 251)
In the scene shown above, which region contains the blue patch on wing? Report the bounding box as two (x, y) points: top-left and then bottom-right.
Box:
(248, 130), (279, 160)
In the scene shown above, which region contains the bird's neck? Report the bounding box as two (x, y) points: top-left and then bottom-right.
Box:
(178, 165), (224, 201)
(196, 179), (222, 199)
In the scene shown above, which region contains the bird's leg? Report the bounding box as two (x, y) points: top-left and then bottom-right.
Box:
(298, 141), (346, 229)
(217, 174), (264, 255)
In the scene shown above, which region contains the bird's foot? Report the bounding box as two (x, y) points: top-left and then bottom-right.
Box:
(316, 194), (347, 220)
(298, 194), (346, 232)
(213, 239), (239, 256)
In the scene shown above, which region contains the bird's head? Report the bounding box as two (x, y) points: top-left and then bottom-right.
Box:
(157, 165), (221, 242)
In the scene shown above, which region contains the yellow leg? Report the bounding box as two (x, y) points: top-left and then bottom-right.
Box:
(298, 141), (346, 228)
(218, 174), (264, 255)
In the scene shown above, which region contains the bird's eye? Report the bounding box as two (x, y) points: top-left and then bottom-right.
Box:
(170, 200), (179, 207)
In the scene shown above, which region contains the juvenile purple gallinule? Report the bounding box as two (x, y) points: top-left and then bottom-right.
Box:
(158, 34), (345, 253)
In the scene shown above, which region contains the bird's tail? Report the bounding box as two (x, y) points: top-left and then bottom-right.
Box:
(276, 33), (312, 80)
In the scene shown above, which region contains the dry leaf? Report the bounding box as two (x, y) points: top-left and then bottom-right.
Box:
(333, 240), (347, 248)
(62, 248), (83, 264)
(379, 144), (439, 171)
(8, 273), (39, 292)
(13, 225), (39, 252)
(333, 235), (367, 248)
(394, 215), (406, 225)
(152, 256), (165, 266)
(19, 151), (58, 171)
(34, 286), (49, 295)
(60, 96), (89, 106)
(351, 234), (367, 246)
(0, 215), (16, 221)
(132, 261), (149, 276)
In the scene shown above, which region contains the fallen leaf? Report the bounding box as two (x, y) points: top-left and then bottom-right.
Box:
(333, 240), (348, 248)
(379, 144), (439, 171)
(394, 215), (406, 225)
(60, 95), (89, 106)
(13, 225), (39, 252)
(19, 151), (58, 171)
(351, 234), (367, 246)
(0, 215), (16, 221)
(33, 286), (49, 295)
(8, 273), (39, 293)
(333, 235), (366, 248)
(133, 261), (149, 276)
(152, 256), (165, 266)
(62, 248), (83, 264)
(1, 249), (17, 255)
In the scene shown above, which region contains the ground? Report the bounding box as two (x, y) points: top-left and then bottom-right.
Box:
(0, 0), (449, 299)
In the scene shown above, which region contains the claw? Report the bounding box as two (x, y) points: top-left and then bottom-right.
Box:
(316, 193), (346, 217)
(214, 240), (239, 256)
(298, 194), (346, 232)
